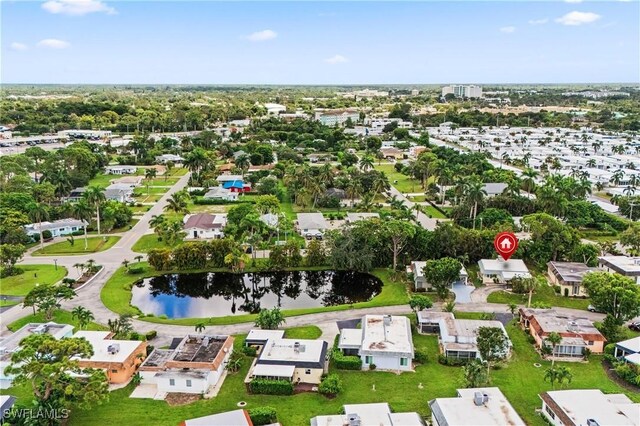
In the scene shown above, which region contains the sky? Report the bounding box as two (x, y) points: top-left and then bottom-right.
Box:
(2, 0), (639, 85)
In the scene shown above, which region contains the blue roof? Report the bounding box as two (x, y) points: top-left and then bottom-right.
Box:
(223, 180), (244, 189)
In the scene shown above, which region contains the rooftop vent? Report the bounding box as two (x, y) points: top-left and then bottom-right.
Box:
(383, 315), (392, 326)
(474, 392), (489, 406)
(107, 344), (120, 355)
(346, 413), (361, 426)
(201, 337), (210, 347)
(33, 324), (49, 334)
(586, 419), (600, 426)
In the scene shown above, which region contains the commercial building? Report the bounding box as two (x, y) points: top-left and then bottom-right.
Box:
(23, 218), (88, 238)
(311, 402), (424, 426)
(0, 322), (74, 389)
(539, 389), (640, 426)
(547, 261), (597, 297)
(72, 331), (147, 384)
(477, 258), (531, 284)
(338, 315), (414, 371)
(598, 256), (640, 284)
(441, 85), (483, 99)
(429, 387), (525, 426)
(139, 334), (234, 397)
(183, 213), (227, 240)
(519, 308), (606, 357)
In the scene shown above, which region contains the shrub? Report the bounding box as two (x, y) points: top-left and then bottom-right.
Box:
(604, 343), (616, 355)
(438, 354), (470, 366)
(563, 288), (569, 297)
(369, 363), (377, 371)
(128, 266), (144, 274)
(554, 285), (561, 294)
(42, 230), (53, 240)
(249, 379), (294, 395)
(248, 407), (277, 426)
(242, 345), (258, 357)
(129, 332), (141, 341)
(146, 345), (155, 356)
(158, 314), (168, 319)
(145, 330), (157, 340)
(331, 348), (362, 370)
(414, 349), (428, 364)
(318, 374), (343, 396)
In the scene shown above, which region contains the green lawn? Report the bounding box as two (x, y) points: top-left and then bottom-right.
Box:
(130, 205), (152, 214)
(8, 309), (108, 332)
(146, 178), (180, 186)
(487, 284), (590, 310)
(284, 325), (322, 340)
(1, 264), (68, 296)
(32, 236), (120, 255)
(87, 173), (118, 188)
(8, 318), (637, 426)
(133, 194), (164, 203)
(422, 205), (447, 219)
(100, 264), (409, 326)
(131, 234), (181, 253)
(373, 164), (423, 194)
(133, 186), (170, 195)
(0, 300), (19, 307)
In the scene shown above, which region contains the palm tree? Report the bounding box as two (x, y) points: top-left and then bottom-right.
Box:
(84, 186), (106, 235)
(463, 178), (486, 228)
(134, 255), (143, 263)
(235, 154), (251, 177)
(73, 263), (85, 276)
(70, 200), (92, 250)
(610, 169), (625, 187)
(359, 155), (374, 171)
(145, 168), (157, 195)
(372, 172), (390, 198)
(195, 322), (206, 333)
(122, 259), (130, 271)
(345, 179), (363, 207)
(545, 332), (562, 366)
(544, 366), (573, 389)
(71, 306), (95, 330)
(28, 202), (49, 249)
(224, 247), (249, 272)
(164, 191), (190, 214)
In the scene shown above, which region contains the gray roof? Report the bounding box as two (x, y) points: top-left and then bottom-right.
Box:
(483, 182), (508, 195)
(297, 213), (328, 230)
(547, 261), (596, 283)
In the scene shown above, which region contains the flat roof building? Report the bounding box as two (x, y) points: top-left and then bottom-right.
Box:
(598, 256), (640, 284)
(540, 389), (640, 426)
(478, 258), (531, 283)
(547, 261), (597, 297)
(430, 387), (525, 426)
(181, 409), (253, 426)
(311, 402), (424, 426)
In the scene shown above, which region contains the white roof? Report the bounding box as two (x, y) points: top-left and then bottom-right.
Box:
(625, 353), (640, 365)
(617, 336), (640, 354)
(346, 212), (380, 222)
(544, 389), (640, 426)
(184, 409), (251, 426)
(297, 213), (328, 230)
(599, 256), (640, 274)
(258, 338), (326, 364)
(338, 328), (362, 348)
(312, 403), (423, 426)
(246, 329), (285, 342)
(252, 363), (295, 378)
(216, 174), (243, 182)
(360, 315), (413, 356)
(478, 258), (531, 280)
(0, 322), (74, 357)
(431, 387), (525, 426)
(72, 331), (144, 364)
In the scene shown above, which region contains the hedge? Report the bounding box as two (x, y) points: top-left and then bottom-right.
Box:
(193, 198), (255, 205)
(332, 349), (363, 370)
(248, 407), (277, 425)
(438, 354), (470, 366)
(145, 330), (157, 340)
(248, 379), (293, 395)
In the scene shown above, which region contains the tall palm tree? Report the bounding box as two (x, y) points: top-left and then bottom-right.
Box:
(546, 332), (562, 367)
(358, 155), (374, 171)
(84, 186), (106, 235)
(235, 154), (251, 177)
(463, 178), (486, 228)
(164, 191), (190, 214)
(345, 179), (363, 207)
(71, 306), (95, 330)
(28, 202), (49, 249)
(70, 200), (93, 250)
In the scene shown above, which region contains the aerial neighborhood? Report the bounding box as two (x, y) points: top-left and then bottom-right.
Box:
(1, 1), (640, 423)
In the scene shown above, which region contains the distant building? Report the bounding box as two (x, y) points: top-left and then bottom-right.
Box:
(442, 85), (483, 99)
(183, 213), (226, 239)
(345, 212), (380, 223)
(547, 261), (597, 297)
(105, 165), (137, 175)
(338, 315), (414, 371)
(483, 182), (508, 197)
(58, 130), (112, 139)
(296, 213), (328, 237)
(110, 176), (144, 187)
(430, 387), (525, 426)
(155, 154), (184, 164)
(598, 256), (640, 284)
(203, 187), (238, 202)
(24, 218), (88, 238)
(311, 402), (424, 426)
(380, 147), (404, 160)
(263, 103), (287, 115)
(539, 389), (639, 426)
(314, 109), (359, 126)
(65, 187), (87, 202)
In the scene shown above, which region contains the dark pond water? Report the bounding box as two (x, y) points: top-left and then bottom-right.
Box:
(130, 270), (382, 319)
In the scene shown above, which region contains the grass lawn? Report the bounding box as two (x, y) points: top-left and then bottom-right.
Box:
(373, 164), (423, 194)
(409, 195), (427, 202)
(131, 234), (181, 253)
(9, 318), (637, 426)
(284, 325), (322, 340)
(131, 205), (152, 214)
(487, 284), (590, 310)
(87, 173), (117, 188)
(134, 186), (170, 195)
(170, 167), (188, 176)
(1, 264), (68, 296)
(0, 300), (19, 307)
(422, 205), (447, 219)
(133, 194), (164, 203)
(578, 229), (619, 243)
(100, 264), (409, 326)
(32, 236), (120, 255)
(8, 309), (108, 332)
(146, 178), (180, 186)
(188, 204), (231, 214)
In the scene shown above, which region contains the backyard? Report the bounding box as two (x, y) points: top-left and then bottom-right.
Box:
(487, 283), (591, 310)
(373, 164), (423, 194)
(32, 236), (121, 255)
(131, 234), (180, 253)
(0, 264), (68, 296)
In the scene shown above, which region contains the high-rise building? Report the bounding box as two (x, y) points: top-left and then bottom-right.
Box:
(441, 85), (483, 98)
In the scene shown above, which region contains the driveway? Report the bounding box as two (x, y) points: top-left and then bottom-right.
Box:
(451, 283), (474, 303)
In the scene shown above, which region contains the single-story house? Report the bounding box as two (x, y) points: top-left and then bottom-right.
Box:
(246, 336), (328, 385)
(155, 154), (184, 164)
(416, 311), (455, 334)
(183, 213), (226, 239)
(296, 213), (328, 237)
(338, 315), (414, 371)
(104, 184), (135, 203)
(222, 180), (251, 193)
(346, 212), (380, 223)
(203, 187), (238, 202)
(430, 387), (525, 426)
(614, 336), (640, 366)
(539, 389), (640, 426)
(65, 187), (86, 202)
(380, 147), (404, 160)
(311, 402), (424, 426)
(181, 409), (252, 426)
(410, 261), (468, 291)
(477, 258), (531, 284)
(105, 165), (137, 175)
(0, 322), (74, 389)
(547, 261), (597, 297)
(72, 331), (147, 384)
(216, 174), (243, 183)
(244, 329), (285, 351)
(519, 308), (606, 357)
(139, 334), (234, 397)
(324, 188), (346, 199)
(483, 182), (508, 197)
(23, 218), (88, 238)
(598, 256), (640, 284)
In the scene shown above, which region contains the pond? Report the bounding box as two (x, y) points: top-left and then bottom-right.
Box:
(130, 270), (382, 319)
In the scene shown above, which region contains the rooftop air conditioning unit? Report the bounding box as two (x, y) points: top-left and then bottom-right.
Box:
(107, 344), (120, 355)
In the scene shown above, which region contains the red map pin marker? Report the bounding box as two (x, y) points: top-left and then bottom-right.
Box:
(494, 232), (518, 261)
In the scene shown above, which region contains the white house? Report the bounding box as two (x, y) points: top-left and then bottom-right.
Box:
(338, 315), (414, 371)
(182, 409), (252, 426)
(203, 187), (238, 202)
(0, 323), (74, 389)
(435, 314), (511, 360)
(104, 184), (135, 203)
(410, 261), (468, 291)
(311, 402), (424, 426)
(183, 213), (227, 239)
(263, 103), (286, 115)
(430, 387), (525, 426)
(345, 212), (380, 223)
(478, 258), (531, 284)
(296, 213), (328, 238)
(155, 154), (184, 164)
(598, 256), (640, 284)
(614, 336), (640, 366)
(105, 165), (137, 175)
(540, 389), (640, 426)
(138, 334), (234, 398)
(23, 218), (88, 238)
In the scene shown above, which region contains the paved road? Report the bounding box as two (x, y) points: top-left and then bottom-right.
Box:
(386, 185), (442, 231)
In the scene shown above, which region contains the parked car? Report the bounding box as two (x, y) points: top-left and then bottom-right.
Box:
(587, 304), (602, 313)
(629, 321), (640, 332)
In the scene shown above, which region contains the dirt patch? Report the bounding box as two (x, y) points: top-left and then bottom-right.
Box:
(165, 393), (202, 406)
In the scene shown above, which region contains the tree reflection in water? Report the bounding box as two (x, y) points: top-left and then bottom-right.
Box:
(131, 270), (382, 319)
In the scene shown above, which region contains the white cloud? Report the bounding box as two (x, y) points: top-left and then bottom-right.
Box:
(564, 0), (583, 3)
(42, 0), (116, 16)
(325, 54), (348, 64)
(10, 42), (28, 51)
(499, 26), (516, 33)
(37, 39), (71, 49)
(528, 18), (549, 25)
(555, 11), (601, 26)
(244, 30), (277, 42)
